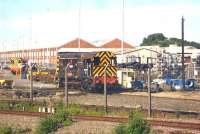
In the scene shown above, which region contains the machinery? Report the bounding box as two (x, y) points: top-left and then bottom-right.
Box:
(0, 80), (13, 89)
(56, 51), (118, 91)
(31, 64), (56, 83)
(9, 57), (27, 75)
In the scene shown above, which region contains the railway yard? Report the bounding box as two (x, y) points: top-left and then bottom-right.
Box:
(2, 0), (200, 133)
(1, 40), (200, 134)
(1, 69), (200, 113)
(1, 68), (200, 134)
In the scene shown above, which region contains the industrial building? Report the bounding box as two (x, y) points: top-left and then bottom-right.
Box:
(0, 38), (135, 65)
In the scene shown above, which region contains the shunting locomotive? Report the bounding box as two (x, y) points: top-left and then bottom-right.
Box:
(55, 51), (118, 91)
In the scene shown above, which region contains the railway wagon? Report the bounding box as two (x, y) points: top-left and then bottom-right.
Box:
(56, 51), (118, 91)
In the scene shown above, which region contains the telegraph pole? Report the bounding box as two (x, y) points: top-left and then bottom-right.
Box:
(78, 0), (81, 52)
(181, 16), (185, 90)
(30, 66), (33, 101)
(65, 64), (70, 107)
(147, 58), (152, 117)
(104, 64), (109, 113)
(121, 0), (125, 63)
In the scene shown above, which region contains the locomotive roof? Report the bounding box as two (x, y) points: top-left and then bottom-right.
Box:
(58, 52), (96, 59)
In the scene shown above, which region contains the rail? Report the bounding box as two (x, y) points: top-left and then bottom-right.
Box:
(0, 110), (200, 130)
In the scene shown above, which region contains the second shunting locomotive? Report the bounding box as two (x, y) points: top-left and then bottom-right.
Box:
(56, 51), (118, 91)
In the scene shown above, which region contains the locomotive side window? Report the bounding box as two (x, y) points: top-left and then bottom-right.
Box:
(94, 57), (100, 65)
(111, 57), (117, 66)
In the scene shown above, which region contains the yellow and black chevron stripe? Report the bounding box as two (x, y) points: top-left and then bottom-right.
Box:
(93, 51), (117, 77)
(93, 66), (117, 77)
(95, 51), (114, 66)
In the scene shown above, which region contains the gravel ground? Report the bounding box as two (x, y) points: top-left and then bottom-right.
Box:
(55, 121), (118, 134)
(66, 93), (200, 112)
(0, 114), (199, 134)
(121, 91), (200, 101)
(152, 126), (200, 134)
(55, 121), (200, 134)
(0, 114), (40, 133)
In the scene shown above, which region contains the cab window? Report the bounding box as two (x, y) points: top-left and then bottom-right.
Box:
(94, 57), (100, 65)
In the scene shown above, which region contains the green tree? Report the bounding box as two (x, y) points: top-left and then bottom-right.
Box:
(141, 33), (167, 46)
(141, 33), (200, 48)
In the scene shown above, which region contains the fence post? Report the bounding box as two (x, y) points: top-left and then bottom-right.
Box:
(30, 65), (33, 101)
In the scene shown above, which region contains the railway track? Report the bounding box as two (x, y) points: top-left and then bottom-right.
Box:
(0, 99), (200, 124)
(72, 115), (200, 130)
(0, 110), (200, 130)
(0, 109), (50, 117)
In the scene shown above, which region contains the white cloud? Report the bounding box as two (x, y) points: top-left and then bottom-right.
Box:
(1, 4), (200, 50)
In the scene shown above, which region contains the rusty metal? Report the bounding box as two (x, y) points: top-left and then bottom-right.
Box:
(0, 109), (200, 130)
(147, 118), (200, 130)
(0, 109), (50, 117)
(72, 115), (200, 130)
(71, 115), (127, 123)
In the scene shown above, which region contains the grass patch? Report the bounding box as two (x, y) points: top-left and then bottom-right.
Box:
(114, 111), (153, 134)
(0, 126), (12, 134)
(35, 110), (72, 134)
(0, 102), (39, 112)
(55, 102), (105, 116)
(67, 104), (104, 116)
(0, 124), (30, 134)
(0, 103), (10, 109)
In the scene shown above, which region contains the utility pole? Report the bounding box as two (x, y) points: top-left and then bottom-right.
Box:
(30, 66), (33, 101)
(147, 57), (152, 117)
(181, 16), (185, 90)
(65, 64), (70, 107)
(148, 67), (151, 117)
(78, 0), (81, 52)
(121, 0), (125, 63)
(104, 64), (109, 113)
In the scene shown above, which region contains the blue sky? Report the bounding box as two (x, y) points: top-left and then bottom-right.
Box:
(1, 0), (200, 17)
(0, 0), (200, 50)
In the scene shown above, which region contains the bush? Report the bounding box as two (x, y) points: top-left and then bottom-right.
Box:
(114, 111), (151, 134)
(36, 117), (58, 134)
(0, 124), (29, 134)
(127, 112), (150, 134)
(53, 110), (69, 124)
(0, 103), (10, 110)
(115, 124), (127, 134)
(36, 110), (72, 134)
(0, 127), (12, 134)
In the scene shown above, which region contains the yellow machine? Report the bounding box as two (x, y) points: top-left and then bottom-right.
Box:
(0, 79), (13, 89)
(9, 57), (27, 75)
(31, 64), (55, 83)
